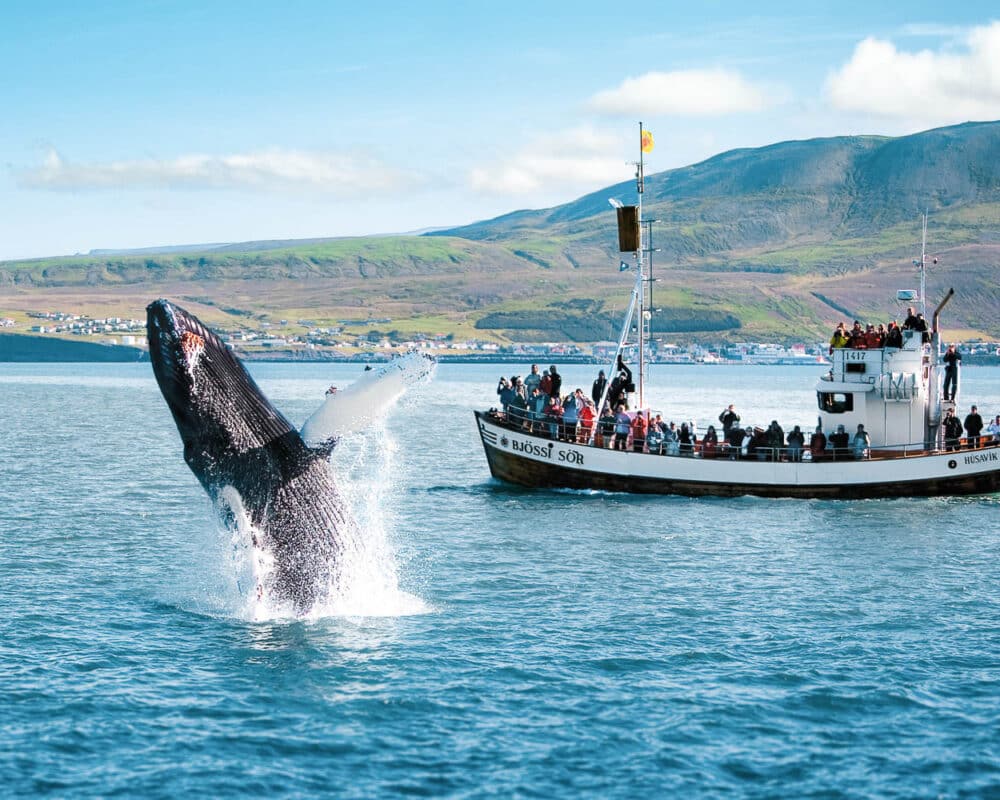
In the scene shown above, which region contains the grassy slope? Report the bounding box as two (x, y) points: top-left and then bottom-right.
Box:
(3, 123), (999, 344)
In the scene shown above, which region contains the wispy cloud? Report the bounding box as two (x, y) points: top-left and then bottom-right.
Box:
(17, 148), (422, 194)
(586, 69), (775, 117)
(896, 23), (969, 39)
(826, 21), (1000, 123)
(468, 127), (629, 196)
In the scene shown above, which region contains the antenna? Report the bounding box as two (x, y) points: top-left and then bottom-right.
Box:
(920, 211), (928, 317)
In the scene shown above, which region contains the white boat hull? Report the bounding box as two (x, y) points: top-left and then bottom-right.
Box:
(475, 412), (1000, 499)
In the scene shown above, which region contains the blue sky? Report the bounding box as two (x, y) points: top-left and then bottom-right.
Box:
(2, 1), (998, 260)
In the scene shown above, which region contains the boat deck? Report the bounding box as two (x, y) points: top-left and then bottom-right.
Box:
(479, 409), (997, 463)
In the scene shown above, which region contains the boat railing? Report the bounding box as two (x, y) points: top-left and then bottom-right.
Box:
(483, 408), (1000, 461)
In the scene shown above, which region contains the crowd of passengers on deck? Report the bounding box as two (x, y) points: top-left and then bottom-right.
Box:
(828, 307), (929, 351)
(490, 354), (1000, 461)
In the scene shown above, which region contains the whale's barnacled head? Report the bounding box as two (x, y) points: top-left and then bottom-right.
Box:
(147, 299), (218, 409)
(146, 299), (297, 471)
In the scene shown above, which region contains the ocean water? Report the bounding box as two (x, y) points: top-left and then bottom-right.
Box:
(2, 361), (999, 798)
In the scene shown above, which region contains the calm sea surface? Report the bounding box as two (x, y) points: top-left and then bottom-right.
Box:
(2, 361), (999, 798)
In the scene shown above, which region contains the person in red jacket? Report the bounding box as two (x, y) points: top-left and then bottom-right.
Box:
(630, 412), (647, 453)
(577, 399), (595, 443)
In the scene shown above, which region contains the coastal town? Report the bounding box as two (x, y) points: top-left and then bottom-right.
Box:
(3, 307), (1000, 364)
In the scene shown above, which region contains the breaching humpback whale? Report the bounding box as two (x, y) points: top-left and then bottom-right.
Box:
(146, 299), (434, 615)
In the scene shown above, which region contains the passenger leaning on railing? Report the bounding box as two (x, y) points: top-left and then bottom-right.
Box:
(529, 387), (547, 433)
(577, 399), (595, 443)
(787, 425), (805, 462)
(964, 405), (984, 449)
(728, 425), (746, 458)
(766, 421), (784, 456)
(524, 364), (541, 396)
(701, 425), (719, 459)
(664, 422), (680, 456)
(543, 394), (562, 440)
(852, 424), (871, 460)
(987, 415), (1000, 444)
(829, 322), (849, 352)
(613, 405), (631, 451)
(631, 412), (647, 453)
(508, 387), (529, 429)
(598, 406), (616, 448)
(561, 390), (579, 442)
(497, 376), (513, 415)
(829, 425), (850, 460)
(809, 426), (827, 461)
(748, 427), (768, 460)
(646, 421), (664, 455)
(678, 422), (696, 457)
(943, 408), (963, 451)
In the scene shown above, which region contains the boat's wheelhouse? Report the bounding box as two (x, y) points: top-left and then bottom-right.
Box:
(817, 330), (930, 452)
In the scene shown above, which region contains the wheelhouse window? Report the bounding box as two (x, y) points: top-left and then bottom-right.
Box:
(818, 391), (854, 413)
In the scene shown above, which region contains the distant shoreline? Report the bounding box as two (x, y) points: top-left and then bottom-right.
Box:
(0, 333), (147, 362)
(3, 333), (999, 366)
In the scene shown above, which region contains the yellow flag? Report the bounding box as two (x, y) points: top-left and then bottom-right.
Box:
(641, 129), (654, 154)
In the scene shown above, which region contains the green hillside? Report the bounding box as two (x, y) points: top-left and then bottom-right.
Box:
(2, 121), (999, 344)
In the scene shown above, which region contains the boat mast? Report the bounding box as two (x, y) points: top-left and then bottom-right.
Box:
(589, 267), (641, 442)
(592, 123), (651, 429)
(636, 121), (646, 407)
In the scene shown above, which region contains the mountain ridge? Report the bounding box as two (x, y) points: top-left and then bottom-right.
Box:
(2, 121), (999, 343)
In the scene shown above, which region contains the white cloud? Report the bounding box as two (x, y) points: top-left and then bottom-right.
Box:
(17, 148), (421, 194)
(587, 69), (773, 117)
(826, 21), (1000, 122)
(468, 127), (630, 196)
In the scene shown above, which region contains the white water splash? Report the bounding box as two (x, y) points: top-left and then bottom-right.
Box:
(215, 485), (273, 621)
(216, 420), (431, 622)
(319, 420), (431, 619)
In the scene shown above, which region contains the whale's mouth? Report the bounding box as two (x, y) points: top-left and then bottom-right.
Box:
(146, 298), (295, 453)
(146, 300), (218, 374)
(147, 299), (185, 364)
(146, 298), (225, 413)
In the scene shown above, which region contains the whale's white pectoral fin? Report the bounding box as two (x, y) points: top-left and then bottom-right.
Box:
(301, 351), (436, 450)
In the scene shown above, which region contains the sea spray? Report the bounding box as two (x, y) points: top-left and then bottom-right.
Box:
(211, 421), (430, 622)
(321, 420), (431, 619)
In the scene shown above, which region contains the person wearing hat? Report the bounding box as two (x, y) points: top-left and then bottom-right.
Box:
(548, 365), (562, 399)
(809, 425), (827, 461)
(829, 424), (850, 461)
(943, 408), (963, 451)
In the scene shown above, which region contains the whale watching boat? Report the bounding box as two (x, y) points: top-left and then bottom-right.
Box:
(474, 125), (1000, 499)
